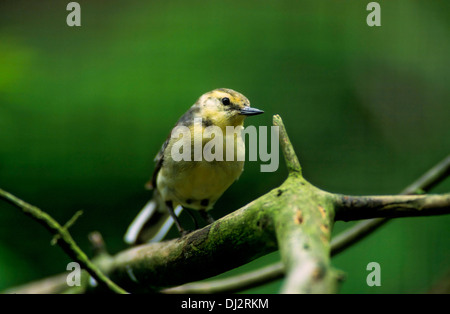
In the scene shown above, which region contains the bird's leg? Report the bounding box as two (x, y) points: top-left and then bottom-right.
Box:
(199, 209), (215, 225)
(165, 201), (188, 236)
(183, 207), (199, 230)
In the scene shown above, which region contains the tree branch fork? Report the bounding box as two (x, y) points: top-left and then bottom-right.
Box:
(1, 115), (449, 294)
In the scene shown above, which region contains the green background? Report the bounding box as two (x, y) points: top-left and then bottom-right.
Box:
(0, 0), (449, 293)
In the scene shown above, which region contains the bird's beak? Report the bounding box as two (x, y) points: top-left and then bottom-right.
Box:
(239, 107), (264, 116)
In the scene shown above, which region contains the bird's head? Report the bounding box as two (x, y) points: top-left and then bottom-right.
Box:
(196, 88), (264, 128)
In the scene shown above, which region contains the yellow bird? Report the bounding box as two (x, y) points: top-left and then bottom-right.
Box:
(124, 88), (263, 244)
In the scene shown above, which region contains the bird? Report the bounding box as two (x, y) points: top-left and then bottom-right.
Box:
(124, 88), (264, 244)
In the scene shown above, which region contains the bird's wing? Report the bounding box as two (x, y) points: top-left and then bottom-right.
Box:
(145, 135), (170, 190)
(145, 105), (200, 190)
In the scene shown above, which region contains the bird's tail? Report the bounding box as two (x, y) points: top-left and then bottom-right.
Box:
(124, 193), (183, 245)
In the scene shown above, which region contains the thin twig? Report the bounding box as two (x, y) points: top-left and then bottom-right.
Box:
(0, 188), (128, 294)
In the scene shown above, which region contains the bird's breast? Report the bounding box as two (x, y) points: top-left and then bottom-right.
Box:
(157, 130), (245, 210)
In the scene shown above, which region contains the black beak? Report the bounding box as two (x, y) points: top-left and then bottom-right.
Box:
(239, 107), (264, 116)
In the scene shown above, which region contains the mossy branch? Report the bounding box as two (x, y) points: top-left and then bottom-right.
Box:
(2, 116), (449, 294)
(164, 154), (450, 293)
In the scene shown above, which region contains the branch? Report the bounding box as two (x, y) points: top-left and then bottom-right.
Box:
(0, 188), (128, 294)
(269, 116), (341, 293)
(157, 152), (450, 293)
(162, 231), (353, 294)
(335, 155), (450, 222)
(2, 116), (448, 294)
(331, 154), (450, 255)
(164, 155), (450, 293)
(107, 199), (279, 291)
(334, 193), (450, 221)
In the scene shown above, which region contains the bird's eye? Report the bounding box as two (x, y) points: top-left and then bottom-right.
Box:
(221, 97), (230, 106)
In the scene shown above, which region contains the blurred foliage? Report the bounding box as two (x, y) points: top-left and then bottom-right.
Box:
(0, 0), (449, 293)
